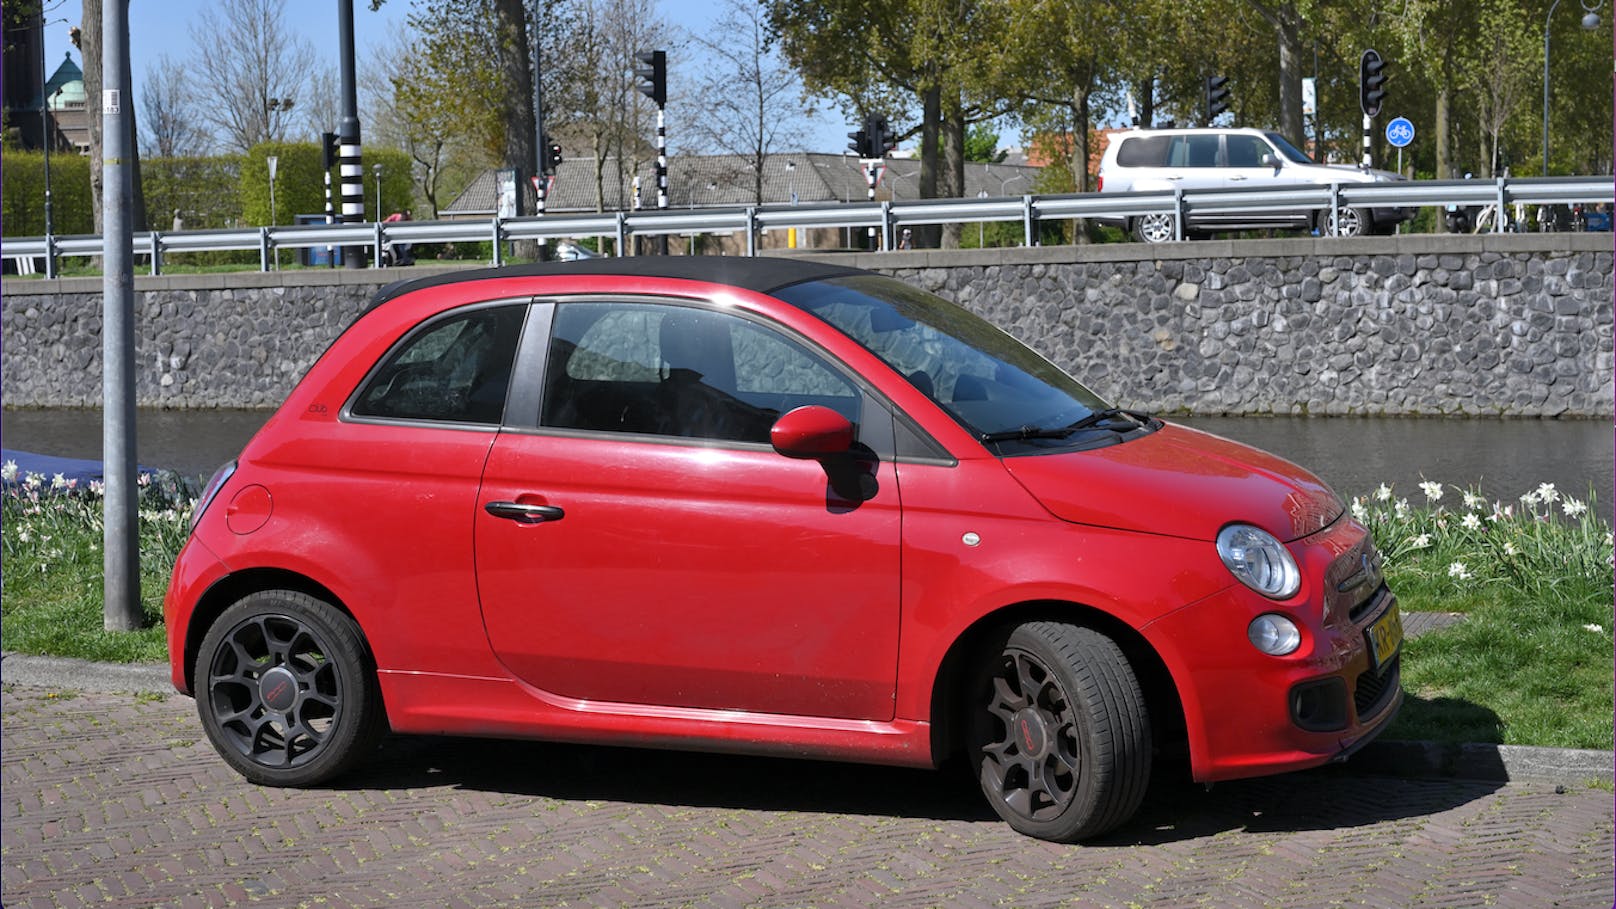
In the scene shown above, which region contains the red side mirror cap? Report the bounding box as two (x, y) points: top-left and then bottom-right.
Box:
(770, 405), (855, 459)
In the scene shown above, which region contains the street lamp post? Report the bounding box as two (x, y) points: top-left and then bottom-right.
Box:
(1543, 0), (1602, 175)
(373, 164), (383, 218)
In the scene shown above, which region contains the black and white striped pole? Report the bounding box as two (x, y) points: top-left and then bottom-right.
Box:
(321, 131), (337, 267)
(338, 0), (365, 267)
(636, 50), (667, 254)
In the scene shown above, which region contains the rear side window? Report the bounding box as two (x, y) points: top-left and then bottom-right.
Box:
(1225, 135), (1271, 167)
(350, 304), (526, 425)
(1168, 135), (1220, 167)
(1115, 136), (1170, 168)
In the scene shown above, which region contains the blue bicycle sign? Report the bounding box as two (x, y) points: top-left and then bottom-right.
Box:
(1385, 117), (1415, 148)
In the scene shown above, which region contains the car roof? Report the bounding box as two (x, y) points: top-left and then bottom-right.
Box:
(367, 256), (868, 311)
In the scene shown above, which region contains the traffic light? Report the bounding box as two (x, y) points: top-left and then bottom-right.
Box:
(1359, 49), (1388, 118)
(321, 131), (338, 170)
(635, 50), (666, 107)
(848, 126), (871, 158)
(546, 141), (563, 171)
(868, 115), (896, 156)
(1205, 76), (1230, 123)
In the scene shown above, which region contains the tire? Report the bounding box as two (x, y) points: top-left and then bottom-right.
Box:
(195, 590), (386, 787)
(1322, 206), (1369, 237)
(1131, 213), (1176, 244)
(968, 622), (1151, 842)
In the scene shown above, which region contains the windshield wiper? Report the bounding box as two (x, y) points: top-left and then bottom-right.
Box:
(1063, 407), (1152, 432)
(979, 409), (1154, 444)
(979, 424), (1083, 443)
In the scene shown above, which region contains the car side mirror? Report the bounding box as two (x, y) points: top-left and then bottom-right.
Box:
(771, 405), (855, 459)
(1261, 153), (1281, 169)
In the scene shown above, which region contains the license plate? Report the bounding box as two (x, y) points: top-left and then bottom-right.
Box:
(1365, 601), (1404, 671)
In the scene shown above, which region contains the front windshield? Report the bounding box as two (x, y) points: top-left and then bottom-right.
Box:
(1264, 131), (1315, 165)
(777, 275), (1124, 453)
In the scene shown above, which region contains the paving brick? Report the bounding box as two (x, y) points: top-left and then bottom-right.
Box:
(3, 685), (1613, 908)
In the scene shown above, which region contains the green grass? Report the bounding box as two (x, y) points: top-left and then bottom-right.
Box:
(1357, 481), (1614, 750)
(3, 466), (1610, 750)
(1, 467), (188, 663)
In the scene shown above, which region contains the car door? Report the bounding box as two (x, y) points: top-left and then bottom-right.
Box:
(473, 297), (903, 721)
(1220, 133), (1310, 230)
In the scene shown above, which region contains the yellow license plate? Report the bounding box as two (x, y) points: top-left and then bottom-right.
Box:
(1366, 601), (1404, 670)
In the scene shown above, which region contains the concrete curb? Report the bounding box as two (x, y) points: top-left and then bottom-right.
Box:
(4, 651), (1610, 786)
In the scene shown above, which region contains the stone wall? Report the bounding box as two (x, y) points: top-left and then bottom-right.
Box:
(3, 234), (1611, 416)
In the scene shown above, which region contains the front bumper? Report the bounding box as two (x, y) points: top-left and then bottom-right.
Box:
(1143, 520), (1403, 782)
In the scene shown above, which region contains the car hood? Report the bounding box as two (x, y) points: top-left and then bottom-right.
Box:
(1000, 423), (1343, 542)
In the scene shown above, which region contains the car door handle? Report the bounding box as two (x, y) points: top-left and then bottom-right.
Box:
(485, 501), (565, 524)
(1229, 175), (1248, 181)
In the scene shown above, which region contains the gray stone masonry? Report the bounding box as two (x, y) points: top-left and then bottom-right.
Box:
(3, 234), (1610, 415)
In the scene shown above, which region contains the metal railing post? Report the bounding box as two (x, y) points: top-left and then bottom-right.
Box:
(744, 207), (758, 257)
(44, 233), (57, 279)
(491, 217), (504, 266)
(1173, 188), (1185, 242)
(373, 221), (385, 268)
(1495, 176), (1508, 233)
(1328, 183), (1341, 235)
(150, 231), (161, 276)
(614, 212), (627, 257)
(259, 227), (271, 272)
(1022, 195), (1036, 247)
(880, 201), (893, 251)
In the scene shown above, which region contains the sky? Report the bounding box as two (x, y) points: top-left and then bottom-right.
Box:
(40, 0), (856, 154)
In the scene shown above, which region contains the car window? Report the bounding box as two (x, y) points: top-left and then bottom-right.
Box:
(1225, 135), (1271, 167)
(1168, 135), (1220, 167)
(1115, 136), (1170, 168)
(350, 304), (525, 424)
(542, 301), (859, 443)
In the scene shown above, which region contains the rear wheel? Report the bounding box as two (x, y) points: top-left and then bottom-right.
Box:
(195, 590), (385, 787)
(968, 621), (1151, 842)
(1131, 213), (1176, 243)
(1322, 205), (1369, 237)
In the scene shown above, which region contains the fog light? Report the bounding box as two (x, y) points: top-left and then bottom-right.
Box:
(1248, 614), (1301, 655)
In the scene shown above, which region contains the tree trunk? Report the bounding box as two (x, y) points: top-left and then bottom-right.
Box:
(79, 0), (147, 234)
(940, 107), (964, 249)
(494, 0), (536, 256)
(915, 85), (941, 248)
(1435, 84), (1451, 180)
(1276, 9), (1305, 149)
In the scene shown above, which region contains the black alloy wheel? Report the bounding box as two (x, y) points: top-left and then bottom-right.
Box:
(969, 621), (1151, 842)
(195, 590), (385, 787)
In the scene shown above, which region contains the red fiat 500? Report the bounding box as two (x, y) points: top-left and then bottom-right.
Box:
(166, 258), (1402, 842)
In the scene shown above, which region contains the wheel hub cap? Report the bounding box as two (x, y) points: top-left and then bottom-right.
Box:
(258, 666), (298, 713)
(1012, 708), (1050, 758)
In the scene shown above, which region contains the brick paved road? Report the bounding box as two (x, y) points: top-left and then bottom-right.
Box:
(3, 685), (1611, 909)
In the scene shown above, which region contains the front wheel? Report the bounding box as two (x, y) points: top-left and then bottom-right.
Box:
(968, 622), (1151, 842)
(195, 590), (386, 787)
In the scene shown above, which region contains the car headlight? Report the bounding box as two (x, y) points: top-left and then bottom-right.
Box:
(1216, 524), (1301, 599)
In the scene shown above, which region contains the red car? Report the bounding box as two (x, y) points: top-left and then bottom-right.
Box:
(165, 258), (1403, 842)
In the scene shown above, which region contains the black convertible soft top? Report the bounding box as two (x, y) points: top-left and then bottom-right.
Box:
(366, 256), (868, 312)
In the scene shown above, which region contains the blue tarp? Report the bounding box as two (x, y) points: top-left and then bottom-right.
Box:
(1, 449), (157, 487)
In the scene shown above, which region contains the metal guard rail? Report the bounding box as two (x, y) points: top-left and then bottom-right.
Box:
(2, 175), (1609, 277)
